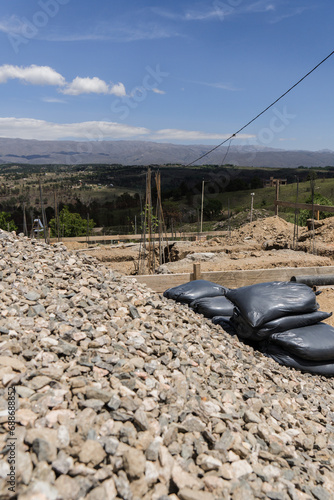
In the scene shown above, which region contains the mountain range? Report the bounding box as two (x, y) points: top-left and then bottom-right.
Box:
(0, 137), (334, 168)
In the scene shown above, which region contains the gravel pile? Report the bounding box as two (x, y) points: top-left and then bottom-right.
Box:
(1, 230), (334, 500)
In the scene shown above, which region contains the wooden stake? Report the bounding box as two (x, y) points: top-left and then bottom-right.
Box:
(191, 263), (202, 281)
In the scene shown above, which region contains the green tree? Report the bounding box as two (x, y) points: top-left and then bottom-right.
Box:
(204, 198), (223, 220)
(299, 193), (333, 226)
(0, 212), (17, 232)
(49, 206), (95, 237)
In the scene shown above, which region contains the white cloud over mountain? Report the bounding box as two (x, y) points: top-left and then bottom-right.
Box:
(0, 117), (255, 142)
(0, 117), (149, 140)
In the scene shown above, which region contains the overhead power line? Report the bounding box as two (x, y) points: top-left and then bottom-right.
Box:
(185, 49), (334, 167)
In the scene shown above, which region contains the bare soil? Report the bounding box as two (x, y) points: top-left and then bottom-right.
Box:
(64, 216), (334, 275)
(62, 216), (334, 322)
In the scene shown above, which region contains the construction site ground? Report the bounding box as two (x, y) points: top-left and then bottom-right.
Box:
(63, 216), (334, 327)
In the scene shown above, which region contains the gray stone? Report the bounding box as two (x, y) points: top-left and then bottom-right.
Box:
(146, 438), (162, 461)
(32, 438), (57, 463)
(114, 470), (133, 500)
(24, 291), (41, 301)
(105, 437), (119, 455)
(133, 409), (149, 430)
(86, 387), (112, 403)
(180, 415), (206, 432)
(311, 486), (331, 500)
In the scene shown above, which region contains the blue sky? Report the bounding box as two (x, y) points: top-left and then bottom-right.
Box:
(0, 0), (333, 152)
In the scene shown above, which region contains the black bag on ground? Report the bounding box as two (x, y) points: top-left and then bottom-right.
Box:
(212, 316), (238, 336)
(190, 296), (235, 318)
(231, 309), (332, 341)
(269, 322), (334, 361)
(163, 280), (229, 304)
(226, 281), (318, 329)
(260, 342), (334, 377)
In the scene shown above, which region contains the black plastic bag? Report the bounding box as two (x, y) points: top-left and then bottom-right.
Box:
(163, 280), (229, 305)
(232, 309), (332, 341)
(190, 296), (235, 318)
(270, 322), (334, 361)
(212, 315), (237, 335)
(260, 342), (334, 377)
(226, 281), (318, 329)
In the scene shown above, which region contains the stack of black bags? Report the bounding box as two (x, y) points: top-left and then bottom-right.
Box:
(163, 280), (334, 376)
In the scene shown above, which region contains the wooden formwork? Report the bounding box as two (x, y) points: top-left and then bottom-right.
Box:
(132, 264), (334, 293)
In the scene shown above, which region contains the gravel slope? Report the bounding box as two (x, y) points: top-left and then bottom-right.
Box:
(0, 231), (334, 500)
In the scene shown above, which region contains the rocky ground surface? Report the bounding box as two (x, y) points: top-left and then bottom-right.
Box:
(1, 230), (334, 500)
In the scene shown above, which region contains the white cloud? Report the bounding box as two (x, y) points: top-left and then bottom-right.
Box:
(0, 15), (30, 35)
(61, 77), (127, 96)
(150, 129), (255, 141)
(154, 2), (310, 24)
(0, 117), (255, 143)
(61, 76), (110, 95)
(152, 88), (166, 95)
(153, 6), (229, 22)
(110, 82), (126, 97)
(0, 64), (65, 86)
(269, 7), (309, 23)
(193, 80), (240, 91)
(42, 97), (67, 104)
(0, 118), (149, 140)
(41, 22), (181, 43)
(0, 64), (127, 97)
(246, 1), (277, 14)
(184, 8), (228, 21)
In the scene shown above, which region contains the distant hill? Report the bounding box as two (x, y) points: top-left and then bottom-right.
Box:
(0, 137), (334, 168)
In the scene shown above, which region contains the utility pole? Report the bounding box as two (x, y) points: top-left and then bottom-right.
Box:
(250, 192), (255, 223)
(39, 179), (48, 243)
(275, 180), (280, 216)
(200, 180), (205, 233)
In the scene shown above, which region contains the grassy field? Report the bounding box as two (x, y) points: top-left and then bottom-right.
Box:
(204, 177), (334, 214)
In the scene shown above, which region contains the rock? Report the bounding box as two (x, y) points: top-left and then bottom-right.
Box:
(20, 480), (59, 500)
(32, 438), (57, 463)
(114, 470), (133, 500)
(231, 460), (253, 479)
(78, 440), (106, 466)
(24, 291), (41, 301)
(85, 387), (112, 402)
(133, 409), (149, 430)
(17, 451), (33, 485)
(57, 425), (70, 449)
(101, 477), (118, 500)
(54, 475), (81, 500)
(196, 453), (223, 471)
(178, 487), (215, 500)
(0, 355), (26, 372)
(122, 449), (146, 479)
(28, 375), (52, 390)
(145, 438), (162, 461)
(171, 463), (202, 490)
(180, 415), (206, 432)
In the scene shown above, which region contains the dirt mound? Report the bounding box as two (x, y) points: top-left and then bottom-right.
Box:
(299, 216), (334, 244)
(214, 208), (271, 231)
(226, 215), (295, 247)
